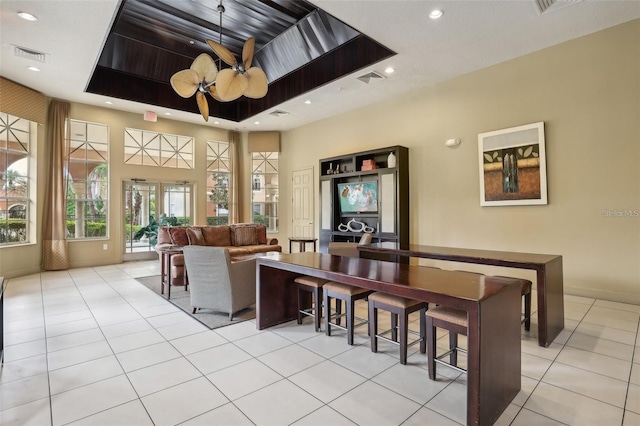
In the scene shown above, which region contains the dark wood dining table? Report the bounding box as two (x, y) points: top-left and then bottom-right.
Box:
(255, 252), (524, 426)
(357, 242), (564, 347)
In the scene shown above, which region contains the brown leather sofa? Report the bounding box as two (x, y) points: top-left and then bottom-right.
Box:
(156, 223), (281, 286)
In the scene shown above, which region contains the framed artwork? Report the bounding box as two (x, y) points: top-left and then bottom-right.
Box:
(478, 122), (547, 206)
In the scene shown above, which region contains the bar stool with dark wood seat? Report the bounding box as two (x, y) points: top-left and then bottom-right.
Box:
(323, 281), (373, 345)
(368, 292), (428, 364)
(294, 276), (330, 332)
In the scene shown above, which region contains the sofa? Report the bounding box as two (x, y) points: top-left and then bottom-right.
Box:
(156, 223), (281, 286)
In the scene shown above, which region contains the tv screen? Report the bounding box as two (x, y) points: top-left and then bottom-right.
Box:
(337, 181), (378, 213)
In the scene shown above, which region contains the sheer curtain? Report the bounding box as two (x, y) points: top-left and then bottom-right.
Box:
(42, 100), (70, 270)
(228, 131), (240, 224)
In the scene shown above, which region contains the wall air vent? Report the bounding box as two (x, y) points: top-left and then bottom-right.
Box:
(13, 45), (48, 63)
(534, 0), (582, 15)
(357, 71), (386, 84)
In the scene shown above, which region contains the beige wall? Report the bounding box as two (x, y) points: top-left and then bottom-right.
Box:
(281, 20), (640, 303)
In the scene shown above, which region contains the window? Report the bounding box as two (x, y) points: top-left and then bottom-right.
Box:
(251, 151), (278, 232)
(66, 120), (109, 239)
(124, 128), (193, 169)
(0, 112), (31, 245)
(207, 140), (231, 225)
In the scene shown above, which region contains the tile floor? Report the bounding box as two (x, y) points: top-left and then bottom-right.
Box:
(0, 260), (638, 425)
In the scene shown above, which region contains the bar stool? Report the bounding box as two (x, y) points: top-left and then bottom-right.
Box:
(294, 276), (329, 332)
(498, 277), (533, 331)
(425, 306), (468, 379)
(323, 281), (372, 345)
(368, 292), (428, 364)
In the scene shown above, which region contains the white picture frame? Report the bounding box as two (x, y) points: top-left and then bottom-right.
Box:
(478, 122), (547, 206)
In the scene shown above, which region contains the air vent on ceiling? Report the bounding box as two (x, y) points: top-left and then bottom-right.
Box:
(13, 45), (48, 63)
(357, 71), (386, 84)
(534, 0), (582, 15)
(269, 110), (290, 117)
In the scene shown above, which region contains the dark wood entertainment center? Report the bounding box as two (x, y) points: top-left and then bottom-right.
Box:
(318, 146), (409, 253)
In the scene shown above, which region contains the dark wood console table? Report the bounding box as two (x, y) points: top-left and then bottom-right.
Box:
(357, 242), (564, 347)
(256, 252), (523, 426)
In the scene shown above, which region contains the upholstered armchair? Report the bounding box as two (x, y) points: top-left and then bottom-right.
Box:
(182, 246), (256, 320)
(327, 233), (373, 257)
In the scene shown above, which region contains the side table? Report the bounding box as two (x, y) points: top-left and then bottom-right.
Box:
(157, 246), (187, 300)
(288, 237), (317, 253)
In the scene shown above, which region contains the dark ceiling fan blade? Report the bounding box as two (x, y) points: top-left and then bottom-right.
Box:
(206, 39), (237, 66)
(196, 91), (209, 121)
(242, 37), (255, 69)
(170, 69), (199, 98)
(244, 67), (268, 99)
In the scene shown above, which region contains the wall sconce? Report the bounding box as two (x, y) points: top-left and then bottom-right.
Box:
(445, 138), (461, 148)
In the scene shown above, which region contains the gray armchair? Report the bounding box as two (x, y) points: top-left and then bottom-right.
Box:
(182, 246), (256, 320)
(327, 233), (373, 257)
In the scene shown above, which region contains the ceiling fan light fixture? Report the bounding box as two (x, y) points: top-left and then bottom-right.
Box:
(18, 12), (38, 21)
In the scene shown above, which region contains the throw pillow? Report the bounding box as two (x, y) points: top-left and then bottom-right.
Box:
(234, 226), (258, 246)
(186, 228), (205, 246)
(202, 225), (231, 246)
(255, 225), (267, 244)
(169, 227), (189, 247)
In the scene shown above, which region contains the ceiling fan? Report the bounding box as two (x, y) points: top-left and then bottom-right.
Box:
(169, 1), (268, 122)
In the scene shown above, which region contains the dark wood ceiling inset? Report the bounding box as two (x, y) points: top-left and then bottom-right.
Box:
(86, 0), (395, 122)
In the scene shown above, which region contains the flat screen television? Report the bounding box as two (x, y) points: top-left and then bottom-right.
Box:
(337, 181), (378, 213)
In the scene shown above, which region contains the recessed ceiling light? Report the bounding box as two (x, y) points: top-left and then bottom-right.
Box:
(189, 40), (195, 45)
(429, 9), (443, 19)
(214, 121), (220, 124)
(304, 100), (312, 104)
(254, 121), (260, 125)
(105, 101), (113, 105)
(18, 12), (38, 21)
(385, 67), (395, 74)
(27, 66), (40, 72)
(164, 112), (171, 115)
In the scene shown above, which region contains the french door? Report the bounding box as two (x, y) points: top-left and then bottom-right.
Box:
(123, 181), (192, 260)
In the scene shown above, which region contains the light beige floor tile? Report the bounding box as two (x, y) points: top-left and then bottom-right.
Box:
(186, 342), (253, 375)
(47, 341), (113, 371)
(206, 359), (283, 400)
(564, 301), (591, 321)
(48, 355), (124, 395)
(289, 360), (366, 403)
(0, 373), (50, 411)
(493, 403), (520, 426)
(214, 320), (262, 342)
(234, 379), (323, 425)
(556, 346), (632, 381)
(181, 402), (254, 425)
(627, 383), (640, 414)
(0, 354), (48, 385)
(521, 352), (554, 380)
(330, 344), (398, 378)
(258, 343), (324, 377)
(424, 380), (467, 425)
(115, 341), (181, 373)
(51, 375), (137, 426)
(4, 317), (45, 334)
(372, 362), (452, 405)
(623, 410), (640, 426)
(145, 311), (193, 329)
(563, 294), (595, 305)
(524, 381), (624, 425)
(155, 318), (210, 340)
(67, 400), (152, 425)
(566, 332), (635, 361)
(46, 328), (105, 353)
(401, 406), (460, 426)
(542, 362), (628, 408)
(141, 377), (228, 426)
(45, 318), (99, 338)
(329, 380), (421, 426)
(511, 375), (539, 407)
(630, 363), (640, 386)
(169, 330), (228, 355)
(292, 405), (357, 425)
(100, 318), (153, 339)
(91, 304), (143, 327)
(574, 321), (637, 346)
(521, 336), (563, 360)
(127, 357), (202, 396)
(510, 407), (565, 425)
(593, 300), (640, 314)
(298, 333), (357, 359)
(582, 306), (639, 332)
(107, 328), (166, 353)
(0, 397), (52, 426)
(270, 320), (321, 343)
(3, 339), (46, 362)
(233, 330), (292, 357)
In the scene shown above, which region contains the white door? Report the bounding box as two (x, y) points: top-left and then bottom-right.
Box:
(291, 167), (314, 239)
